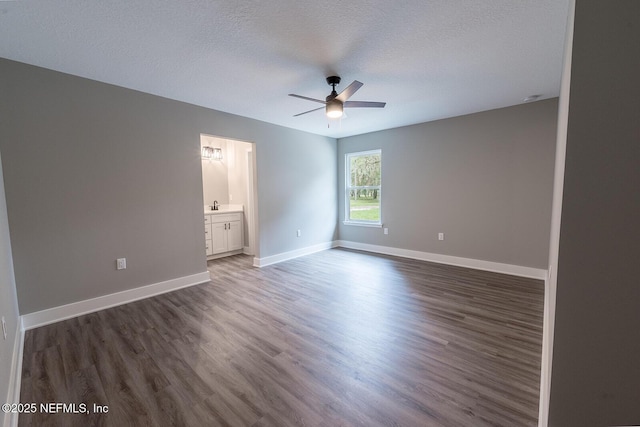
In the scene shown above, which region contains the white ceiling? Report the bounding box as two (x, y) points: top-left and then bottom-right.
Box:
(0, 0), (570, 138)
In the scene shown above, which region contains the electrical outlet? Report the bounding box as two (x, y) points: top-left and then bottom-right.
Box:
(116, 258), (127, 270)
(384, 228), (389, 235)
(438, 232), (445, 241)
(2, 316), (7, 340)
(296, 229), (301, 237)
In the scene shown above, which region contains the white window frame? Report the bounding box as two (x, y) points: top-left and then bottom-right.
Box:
(344, 149), (382, 227)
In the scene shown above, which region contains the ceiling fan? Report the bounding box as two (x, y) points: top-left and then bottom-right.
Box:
(289, 76), (386, 119)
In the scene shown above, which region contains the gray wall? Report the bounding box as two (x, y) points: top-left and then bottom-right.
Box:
(549, 2), (640, 425)
(0, 152), (20, 426)
(338, 99), (558, 269)
(0, 58), (337, 314)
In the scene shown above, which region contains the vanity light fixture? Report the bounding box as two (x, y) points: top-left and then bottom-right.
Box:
(201, 146), (223, 160)
(201, 146), (214, 159)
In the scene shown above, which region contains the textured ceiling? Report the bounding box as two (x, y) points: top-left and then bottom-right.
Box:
(0, 0), (570, 138)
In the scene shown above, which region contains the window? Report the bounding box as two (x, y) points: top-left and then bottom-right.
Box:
(345, 150), (382, 226)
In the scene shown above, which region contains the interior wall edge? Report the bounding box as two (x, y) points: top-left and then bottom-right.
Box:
(538, 0), (576, 425)
(0, 318), (24, 427)
(4, 319), (24, 427)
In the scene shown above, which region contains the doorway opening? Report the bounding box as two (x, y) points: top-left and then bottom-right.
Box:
(200, 134), (258, 258)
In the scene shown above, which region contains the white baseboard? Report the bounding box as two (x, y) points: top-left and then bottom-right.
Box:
(21, 272), (211, 330)
(252, 240), (547, 280)
(253, 241), (338, 267)
(336, 240), (547, 280)
(4, 319), (24, 427)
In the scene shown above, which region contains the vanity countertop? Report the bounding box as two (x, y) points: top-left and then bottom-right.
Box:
(204, 205), (243, 215)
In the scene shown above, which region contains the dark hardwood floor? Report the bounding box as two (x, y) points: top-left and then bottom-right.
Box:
(19, 248), (544, 426)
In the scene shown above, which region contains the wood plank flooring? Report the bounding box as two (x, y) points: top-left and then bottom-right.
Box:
(19, 248), (544, 426)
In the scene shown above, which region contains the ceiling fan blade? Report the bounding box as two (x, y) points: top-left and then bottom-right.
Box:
(289, 94), (327, 104)
(293, 106), (325, 117)
(344, 101), (386, 108)
(336, 80), (363, 102)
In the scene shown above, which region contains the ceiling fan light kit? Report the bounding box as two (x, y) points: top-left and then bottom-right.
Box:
(289, 76), (386, 121)
(326, 99), (343, 118)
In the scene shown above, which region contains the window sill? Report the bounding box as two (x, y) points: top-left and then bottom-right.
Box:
(343, 221), (383, 228)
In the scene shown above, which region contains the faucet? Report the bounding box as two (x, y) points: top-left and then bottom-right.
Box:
(213, 200), (219, 211)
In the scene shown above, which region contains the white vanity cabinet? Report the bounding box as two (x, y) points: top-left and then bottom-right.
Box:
(204, 215), (213, 256)
(204, 210), (243, 259)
